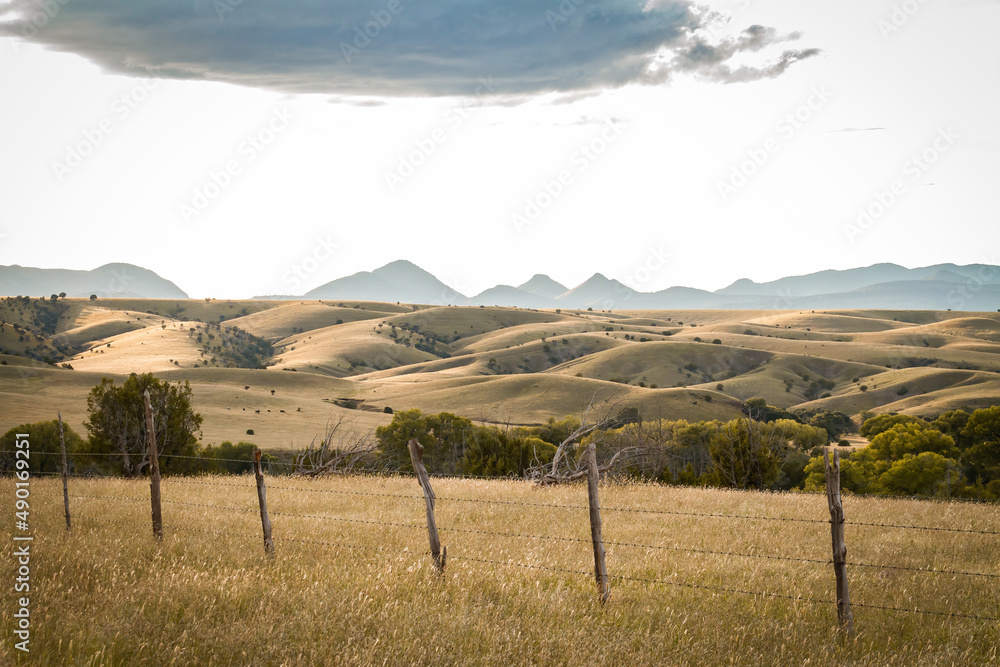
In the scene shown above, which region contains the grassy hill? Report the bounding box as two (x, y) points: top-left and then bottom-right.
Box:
(1, 299), (999, 448)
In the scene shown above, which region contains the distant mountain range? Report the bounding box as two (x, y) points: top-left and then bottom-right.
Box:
(293, 260), (1000, 311)
(3, 260), (998, 311)
(0, 263), (188, 299)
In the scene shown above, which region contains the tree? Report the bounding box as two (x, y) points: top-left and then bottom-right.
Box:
(770, 419), (828, 451)
(534, 415), (582, 446)
(0, 420), (85, 474)
(864, 423), (958, 462)
(802, 454), (870, 494)
(203, 441), (277, 475)
(960, 406), (1000, 483)
(460, 430), (555, 477)
(859, 413), (925, 439)
(89, 294), (97, 300)
(741, 397), (800, 423)
(875, 452), (959, 496)
(796, 409), (853, 441)
(83, 373), (202, 476)
(931, 409), (973, 450)
(707, 417), (784, 490)
(375, 409), (473, 473)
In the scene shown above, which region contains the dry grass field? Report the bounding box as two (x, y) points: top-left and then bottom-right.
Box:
(2, 474), (997, 665)
(2, 298), (1000, 447)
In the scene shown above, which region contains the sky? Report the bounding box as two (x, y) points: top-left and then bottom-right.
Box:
(1, 0), (997, 299)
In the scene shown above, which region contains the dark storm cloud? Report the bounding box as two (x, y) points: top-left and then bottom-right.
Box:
(1, 0), (819, 97)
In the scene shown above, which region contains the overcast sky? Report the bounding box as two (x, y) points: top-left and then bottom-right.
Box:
(1, 0), (997, 298)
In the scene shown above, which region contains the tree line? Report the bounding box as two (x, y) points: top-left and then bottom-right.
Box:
(1, 373), (997, 500)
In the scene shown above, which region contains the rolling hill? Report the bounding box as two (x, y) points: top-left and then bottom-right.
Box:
(2, 295), (999, 450)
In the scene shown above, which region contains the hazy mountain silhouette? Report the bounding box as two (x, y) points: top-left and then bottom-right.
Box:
(518, 274), (569, 299)
(303, 259), (460, 304)
(7, 259), (997, 310)
(0, 262), (188, 298)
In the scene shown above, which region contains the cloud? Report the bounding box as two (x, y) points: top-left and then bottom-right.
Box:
(1, 0), (819, 98)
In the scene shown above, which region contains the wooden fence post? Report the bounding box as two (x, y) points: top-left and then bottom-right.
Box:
(408, 438), (445, 572)
(585, 443), (610, 605)
(143, 390), (163, 541)
(58, 412), (70, 531)
(825, 448), (853, 635)
(253, 449), (275, 558)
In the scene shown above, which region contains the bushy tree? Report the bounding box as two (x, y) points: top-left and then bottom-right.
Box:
(534, 415), (582, 446)
(375, 409), (473, 473)
(802, 454), (871, 494)
(83, 373), (202, 476)
(796, 410), (854, 441)
(742, 397), (800, 423)
(931, 410), (973, 450)
(0, 420), (85, 474)
(200, 441), (276, 474)
(960, 406), (1000, 484)
(864, 423), (958, 462)
(859, 413), (926, 439)
(706, 417), (784, 489)
(770, 419), (828, 451)
(874, 451), (959, 496)
(460, 431), (555, 477)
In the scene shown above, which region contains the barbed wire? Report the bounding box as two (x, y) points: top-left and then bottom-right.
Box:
(845, 520), (999, 536)
(19, 450), (1000, 507)
(440, 524), (829, 566)
(165, 477), (424, 500)
(59, 494), (999, 579)
(450, 554), (1000, 622)
(40, 476), (1000, 536)
(599, 504), (829, 524)
(70, 513), (413, 555)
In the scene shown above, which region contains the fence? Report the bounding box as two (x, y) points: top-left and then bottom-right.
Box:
(23, 441), (1000, 636)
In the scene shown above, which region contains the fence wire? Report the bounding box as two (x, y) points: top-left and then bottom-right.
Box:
(449, 554), (1000, 622)
(57, 491), (1000, 580)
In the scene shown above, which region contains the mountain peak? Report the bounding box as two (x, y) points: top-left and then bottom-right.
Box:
(306, 260), (466, 303)
(518, 274), (569, 299)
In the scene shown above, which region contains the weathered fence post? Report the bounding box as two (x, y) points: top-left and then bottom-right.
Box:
(408, 438), (445, 572)
(253, 449), (275, 558)
(143, 390), (163, 541)
(58, 412), (70, 531)
(825, 448), (853, 635)
(585, 443), (610, 604)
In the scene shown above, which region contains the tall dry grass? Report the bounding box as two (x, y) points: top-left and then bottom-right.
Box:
(1, 475), (997, 665)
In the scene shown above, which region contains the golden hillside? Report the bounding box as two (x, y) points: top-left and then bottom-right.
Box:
(2, 299), (999, 448)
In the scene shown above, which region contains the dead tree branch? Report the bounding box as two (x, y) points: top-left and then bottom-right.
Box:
(293, 415), (377, 477)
